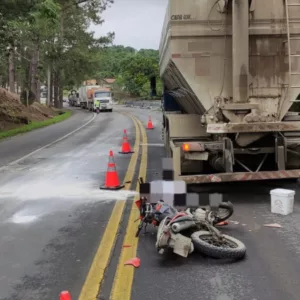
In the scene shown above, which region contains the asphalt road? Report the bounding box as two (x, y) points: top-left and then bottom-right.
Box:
(0, 107), (94, 168)
(0, 107), (136, 299)
(1, 106), (300, 300)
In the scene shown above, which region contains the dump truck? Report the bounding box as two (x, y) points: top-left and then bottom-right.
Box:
(86, 87), (113, 112)
(160, 0), (300, 184)
(78, 84), (100, 109)
(68, 90), (80, 107)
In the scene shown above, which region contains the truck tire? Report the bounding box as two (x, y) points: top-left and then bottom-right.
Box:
(191, 230), (246, 260)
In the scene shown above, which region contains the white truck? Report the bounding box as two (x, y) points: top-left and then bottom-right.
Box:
(87, 88), (113, 112)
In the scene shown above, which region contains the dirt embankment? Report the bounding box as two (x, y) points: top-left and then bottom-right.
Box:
(0, 88), (57, 131)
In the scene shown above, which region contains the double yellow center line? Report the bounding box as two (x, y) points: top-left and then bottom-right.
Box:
(79, 112), (148, 300)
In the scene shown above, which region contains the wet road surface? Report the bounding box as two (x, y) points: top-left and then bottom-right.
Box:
(128, 108), (300, 300)
(0, 108), (136, 299)
(0, 107), (94, 169)
(1, 106), (300, 300)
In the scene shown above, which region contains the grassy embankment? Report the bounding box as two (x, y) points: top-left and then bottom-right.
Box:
(0, 110), (72, 140)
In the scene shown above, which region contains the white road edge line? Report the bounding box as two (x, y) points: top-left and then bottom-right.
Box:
(0, 113), (96, 171)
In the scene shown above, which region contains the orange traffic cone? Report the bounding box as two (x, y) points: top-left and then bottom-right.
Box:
(119, 129), (134, 154)
(60, 291), (71, 300)
(147, 116), (154, 129)
(100, 150), (124, 190)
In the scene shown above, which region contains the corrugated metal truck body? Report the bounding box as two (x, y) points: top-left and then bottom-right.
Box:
(160, 0), (300, 184)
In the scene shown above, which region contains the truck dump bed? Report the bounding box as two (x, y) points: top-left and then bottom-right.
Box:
(159, 0), (300, 120)
(160, 0), (300, 184)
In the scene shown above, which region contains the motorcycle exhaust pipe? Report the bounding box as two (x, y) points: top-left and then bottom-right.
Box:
(171, 221), (195, 233)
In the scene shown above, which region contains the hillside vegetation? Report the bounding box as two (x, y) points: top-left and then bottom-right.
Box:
(0, 0), (115, 109)
(94, 46), (162, 99)
(0, 0), (161, 132)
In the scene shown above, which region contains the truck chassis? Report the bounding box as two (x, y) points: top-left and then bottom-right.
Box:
(163, 113), (300, 184)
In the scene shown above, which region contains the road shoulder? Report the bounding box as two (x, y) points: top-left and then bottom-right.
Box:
(0, 108), (95, 168)
(0, 110), (72, 141)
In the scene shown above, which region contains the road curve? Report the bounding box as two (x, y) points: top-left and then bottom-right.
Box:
(1, 106), (300, 300)
(0, 108), (137, 300)
(0, 107), (95, 169)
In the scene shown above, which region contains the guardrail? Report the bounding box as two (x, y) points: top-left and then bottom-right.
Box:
(122, 100), (162, 110)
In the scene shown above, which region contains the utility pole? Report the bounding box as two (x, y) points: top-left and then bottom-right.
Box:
(47, 65), (51, 106)
(8, 44), (15, 93)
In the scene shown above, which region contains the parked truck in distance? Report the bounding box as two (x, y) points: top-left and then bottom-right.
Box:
(160, 0), (300, 185)
(87, 88), (113, 112)
(68, 90), (80, 107)
(78, 84), (100, 109)
(78, 85), (113, 112)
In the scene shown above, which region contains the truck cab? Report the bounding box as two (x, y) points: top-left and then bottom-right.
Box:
(92, 89), (113, 112)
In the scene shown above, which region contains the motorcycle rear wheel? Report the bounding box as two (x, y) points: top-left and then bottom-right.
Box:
(191, 230), (246, 260)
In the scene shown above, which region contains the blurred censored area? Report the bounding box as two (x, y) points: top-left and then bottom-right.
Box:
(139, 158), (223, 211)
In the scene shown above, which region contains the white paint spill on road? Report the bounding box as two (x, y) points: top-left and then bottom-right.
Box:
(10, 214), (38, 224)
(0, 180), (138, 201)
(5, 207), (43, 225)
(3, 183), (138, 225)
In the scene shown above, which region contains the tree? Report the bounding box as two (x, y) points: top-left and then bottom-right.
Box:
(0, 0), (43, 93)
(0, 0), (115, 107)
(117, 49), (162, 98)
(0, 0), (162, 105)
(94, 45), (136, 79)
(90, 45), (162, 99)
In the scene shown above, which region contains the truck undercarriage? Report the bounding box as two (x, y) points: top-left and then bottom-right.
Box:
(163, 113), (300, 184)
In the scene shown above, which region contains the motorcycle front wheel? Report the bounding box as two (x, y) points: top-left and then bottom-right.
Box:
(191, 230), (246, 260)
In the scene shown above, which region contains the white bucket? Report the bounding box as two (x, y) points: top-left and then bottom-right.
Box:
(270, 188), (295, 215)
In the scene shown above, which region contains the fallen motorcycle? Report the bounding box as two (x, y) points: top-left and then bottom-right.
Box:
(135, 183), (246, 260)
(135, 197), (234, 237)
(155, 206), (246, 260)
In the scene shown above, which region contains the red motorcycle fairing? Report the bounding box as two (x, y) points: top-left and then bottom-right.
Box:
(170, 212), (188, 223)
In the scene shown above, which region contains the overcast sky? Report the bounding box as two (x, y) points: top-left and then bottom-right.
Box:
(89, 0), (168, 50)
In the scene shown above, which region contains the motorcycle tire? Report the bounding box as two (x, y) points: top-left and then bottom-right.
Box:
(214, 201), (234, 224)
(191, 230), (246, 260)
